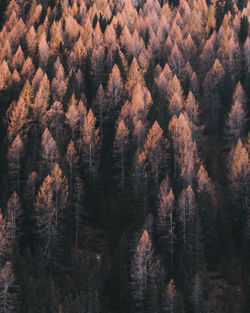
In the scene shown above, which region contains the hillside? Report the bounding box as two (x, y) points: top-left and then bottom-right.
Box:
(0, 0), (249, 312)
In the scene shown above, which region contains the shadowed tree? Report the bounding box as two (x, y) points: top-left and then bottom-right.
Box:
(80, 109), (101, 182)
(35, 164), (68, 262)
(113, 119), (129, 191)
(0, 261), (18, 313)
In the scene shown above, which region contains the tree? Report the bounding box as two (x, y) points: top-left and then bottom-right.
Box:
(65, 94), (80, 142)
(144, 121), (166, 190)
(7, 94), (29, 143)
(196, 165), (216, 268)
(49, 21), (63, 55)
(202, 58), (225, 129)
(130, 230), (154, 313)
(51, 63), (67, 103)
(125, 57), (145, 98)
(21, 57), (35, 81)
(26, 26), (37, 56)
(33, 74), (50, 128)
(0, 61), (11, 90)
(66, 140), (80, 203)
(93, 84), (105, 135)
(40, 128), (59, 174)
(35, 164), (68, 261)
(113, 120), (129, 191)
(225, 99), (247, 145)
(72, 177), (85, 250)
(38, 32), (49, 70)
(6, 191), (22, 250)
(80, 109), (101, 182)
(168, 113), (198, 186)
(228, 139), (249, 242)
(157, 176), (175, 270)
(12, 45), (24, 71)
(8, 135), (24, 191)
(105, 64), (123, 124)
(0, 261), (18, 313)
(178, 185), (196, 245)
(43, 101), (65, 144)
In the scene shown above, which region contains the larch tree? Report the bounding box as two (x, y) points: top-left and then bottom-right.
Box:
(6, 191), (22, 250)
(35, 164), (68, 262)
(168, 93), (183, 118)
(133, 119), (146, 152)
(125, 57), (145, 98)
(178, 185), (198, 245)
(51, 62), (67, 103)
(38, 32), (49, 70)
(178, 185), (205, 287)
(7, 134), (24, 191)
(7, 85), (30, 143)
(184, 91), (199, 126)
(33, 74), (50, 129)
(65, 94), (80, 143)
(12, 45), (24, 71)
(26, 26), (37, 56)
(21, 56), (35, 81)
(66, 140), (80, 204)
(196, 165), (216, 268)
(40, 128), (59, 175)
(130, 230), (154, 313)
(93, 84), (105, 135)
(113, 119), (129, 191)
(228, 139), (249, 242)
(91, 45), (105, 92)
(43, 101), (65, 145)
(0, 61), (11, 90)
(144, 121), (166, 190)
(32, 67), (44, 93)
(0, 261), (18, 313)
(0, 210), (9, 259)
(225, 99), (247, 145)
(80, 109), (101, 182)
(202, 58), (225, 129)
(157, 176), (175, 270)
(72, 177), (85, 250)
(105, 64), (123, 124)
(168, 113), (198, 186)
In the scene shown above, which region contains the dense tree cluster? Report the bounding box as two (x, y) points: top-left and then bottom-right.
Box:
(0, 0), (249, 312)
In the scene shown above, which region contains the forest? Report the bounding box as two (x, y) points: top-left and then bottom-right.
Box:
(0, 0), (249, 312)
